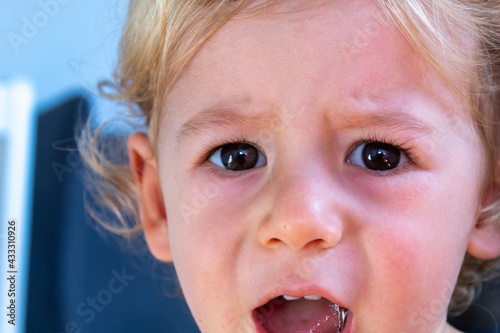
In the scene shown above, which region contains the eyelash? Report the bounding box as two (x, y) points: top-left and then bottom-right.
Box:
(348, 133), (417, 175)
(199, 137), (264, 176)
(202, 138), (257, 160)
(199, 134), (417, 175)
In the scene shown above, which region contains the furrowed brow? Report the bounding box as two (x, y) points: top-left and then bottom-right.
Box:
(176, 109), (276, 145)
(177, 107), (437, 146)
(337, 111), (437, 136)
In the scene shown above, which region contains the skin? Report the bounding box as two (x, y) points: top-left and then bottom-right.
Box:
(128, 0), (500, 332)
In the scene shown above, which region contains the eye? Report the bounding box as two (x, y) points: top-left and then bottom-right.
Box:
(347, 141), (408, 171)
(209, 142), (267, 171)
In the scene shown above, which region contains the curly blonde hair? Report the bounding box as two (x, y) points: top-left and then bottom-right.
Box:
(79, 0), (500, 313)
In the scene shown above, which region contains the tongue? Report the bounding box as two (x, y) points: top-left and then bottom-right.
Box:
(257, 297), (345, 333)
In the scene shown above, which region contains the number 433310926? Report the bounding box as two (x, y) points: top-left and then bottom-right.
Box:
(7, 220), (16, 270)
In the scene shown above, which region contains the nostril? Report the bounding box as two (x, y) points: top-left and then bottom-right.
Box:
(267, 238), (281, 247)
(264, 237), (337, 251)
(312, 238), (326, 246)
(304, 238), (332, 250)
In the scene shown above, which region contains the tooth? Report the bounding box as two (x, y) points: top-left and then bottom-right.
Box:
(304, 295), (321, 300)
(283, 295), (301, 301)
(341, 308), (348, 322)
(340, 308), (349, 332)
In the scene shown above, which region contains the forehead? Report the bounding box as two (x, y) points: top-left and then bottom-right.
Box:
(162, 0), (467, 134)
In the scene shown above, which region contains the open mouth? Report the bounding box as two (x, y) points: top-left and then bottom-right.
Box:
(253, 295), (349, 333)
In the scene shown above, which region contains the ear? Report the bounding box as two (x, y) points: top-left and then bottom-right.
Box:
(467, 168), (500, 260)
(467, 222), (500, 260)
(128, 132), (172, 262)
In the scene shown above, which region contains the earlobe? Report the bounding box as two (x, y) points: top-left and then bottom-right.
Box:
(128, 132), (172, 262)
(467, 221), (500, 260)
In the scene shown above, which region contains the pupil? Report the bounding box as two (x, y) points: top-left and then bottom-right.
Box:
(221, 143), (258, 171)
(362, 142), (401, 171)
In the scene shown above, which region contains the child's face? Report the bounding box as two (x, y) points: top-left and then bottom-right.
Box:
(143, 0), (490, 332)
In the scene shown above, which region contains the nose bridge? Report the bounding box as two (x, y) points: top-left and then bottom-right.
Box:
(258, 160), (343, 251)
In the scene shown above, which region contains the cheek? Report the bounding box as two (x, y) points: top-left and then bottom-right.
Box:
(352, 168), (479, 245)
(354, 204), (462, 330)
(160, 169), (260, 287)
(161, 173), (254, 329)
(351, 169), (479, 322)
(165, 172), (261, 244)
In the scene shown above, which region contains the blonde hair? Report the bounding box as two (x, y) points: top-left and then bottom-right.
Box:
(79, 0), (500, 312)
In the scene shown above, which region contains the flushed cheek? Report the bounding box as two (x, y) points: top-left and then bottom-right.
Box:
(351, 170), (476, 237)
(349, 173), (471, 330)
(350, 173), (452, 245)
(348, 171), (431, 210)
(360, 172), (471, 264)
(354, 227), (459, 332)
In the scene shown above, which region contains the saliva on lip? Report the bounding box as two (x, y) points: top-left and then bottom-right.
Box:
(288, 296), (349, 332)
(330, 303), (348, 333)
(298, 303), (348, 333)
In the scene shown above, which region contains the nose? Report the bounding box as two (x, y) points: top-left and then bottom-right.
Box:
(257, 166), (344, 251)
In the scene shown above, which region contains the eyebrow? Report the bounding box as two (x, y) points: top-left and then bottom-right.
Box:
(334, 110), (437, 135)
(176, 107), (437, 145)
(176, 108), (278, 145)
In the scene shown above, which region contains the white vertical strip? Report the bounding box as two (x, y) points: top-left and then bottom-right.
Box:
(0, 88), (7, 132)
(0, 79), (35, 333)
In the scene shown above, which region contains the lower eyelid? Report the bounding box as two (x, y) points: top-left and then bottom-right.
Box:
(365, 160), (413, 176)
(202, 164), (248, 178)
